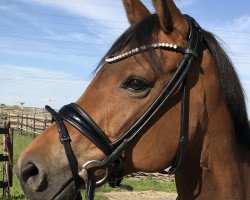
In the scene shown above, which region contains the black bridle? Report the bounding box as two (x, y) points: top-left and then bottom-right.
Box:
(45, 15), (203, 200)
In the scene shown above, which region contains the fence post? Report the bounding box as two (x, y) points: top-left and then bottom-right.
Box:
(33, 116), (36, 139)
(20, 114), (23, 135)
(17, 114), (20, 132)
(26, 115), (28, 134)
(1, 122), (13, 198)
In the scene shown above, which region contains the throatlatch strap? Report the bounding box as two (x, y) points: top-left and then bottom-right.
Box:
(167, 80), (188, 174)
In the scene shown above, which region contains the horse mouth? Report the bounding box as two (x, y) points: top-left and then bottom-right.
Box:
(52, 179), (77, 200)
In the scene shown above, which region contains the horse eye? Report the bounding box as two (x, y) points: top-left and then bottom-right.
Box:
(123, 77), (150, 93)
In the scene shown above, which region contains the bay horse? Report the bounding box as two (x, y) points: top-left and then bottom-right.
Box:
(16, 0), (250, 200)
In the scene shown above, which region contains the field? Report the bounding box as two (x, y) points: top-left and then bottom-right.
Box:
(3, 132), (176, 200)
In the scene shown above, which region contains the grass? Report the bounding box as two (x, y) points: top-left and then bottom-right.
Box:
(93, 178), (176, 200)
(95, 178), (176, 193)
(119, 178), (176, 192)
(0, 132), (176, 200)
(10, 132), (33, 200)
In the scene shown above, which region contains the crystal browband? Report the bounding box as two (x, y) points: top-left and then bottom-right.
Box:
(105, 42), (185, 63)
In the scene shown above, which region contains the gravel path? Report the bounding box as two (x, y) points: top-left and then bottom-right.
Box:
(105, 191), (177, 200)
(104, 172), (176, 200)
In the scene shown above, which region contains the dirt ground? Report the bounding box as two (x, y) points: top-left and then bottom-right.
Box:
(103, 172), (177, 200)
(105, 191), (177, 200)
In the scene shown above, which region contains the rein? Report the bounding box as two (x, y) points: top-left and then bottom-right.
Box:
(45, 15), (203, 200)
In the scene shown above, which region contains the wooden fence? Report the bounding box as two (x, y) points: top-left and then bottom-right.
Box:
(0, 121), (13, 198)
(0, 106), (52, 138)
(0, 105), (52, 197)
(0, 105), (50, 116)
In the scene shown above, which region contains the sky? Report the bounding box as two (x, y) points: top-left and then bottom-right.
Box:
(0, 0), (250, 114)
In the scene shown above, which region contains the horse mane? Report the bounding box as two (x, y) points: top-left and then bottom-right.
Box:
(203, 31), (250, 149)
(95, 14), (250, 149)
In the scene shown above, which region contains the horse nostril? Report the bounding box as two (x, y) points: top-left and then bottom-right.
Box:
(21, 163), (39, 182)
(21, 162), (47, 192)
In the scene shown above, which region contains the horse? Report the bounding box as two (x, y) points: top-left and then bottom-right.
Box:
(16, 0), (250, 199)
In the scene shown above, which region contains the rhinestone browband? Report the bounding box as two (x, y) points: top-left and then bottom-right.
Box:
(105, 42), (185, 63)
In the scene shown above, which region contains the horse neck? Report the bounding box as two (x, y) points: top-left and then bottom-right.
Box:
(175, 49), (249, 200)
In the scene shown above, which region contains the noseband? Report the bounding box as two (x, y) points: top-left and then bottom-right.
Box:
(45, 15), (203, 200)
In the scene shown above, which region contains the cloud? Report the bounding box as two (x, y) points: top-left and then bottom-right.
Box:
(0, 65), (89, 86)
(16, 0), (196, 43)
(1, 0), (128, 63)
(0, 4), (56, 36)
(19, 0), (129, 30)
(0, 65), (90, 108)
(234, 16), (250, 31)
(0, 4), (16, 11)
(175, 0), (196, 7)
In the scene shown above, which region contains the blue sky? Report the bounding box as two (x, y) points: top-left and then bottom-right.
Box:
(1, 0), (250, 114)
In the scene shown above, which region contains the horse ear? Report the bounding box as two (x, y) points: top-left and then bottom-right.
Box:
(152, 0), (188, 34)
(123, 0), (151, 25)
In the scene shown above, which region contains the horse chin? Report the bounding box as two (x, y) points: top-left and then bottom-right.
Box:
(52, 181), (77, 200)
(21, 178), (78, 200)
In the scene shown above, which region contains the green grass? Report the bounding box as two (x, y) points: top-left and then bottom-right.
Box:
(90, 178), (176, 200)
(1, 132), (175, 200)
(95, 178), (176, 193)
(10, 132), (33, 200)
(120, 178), (176, 192)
